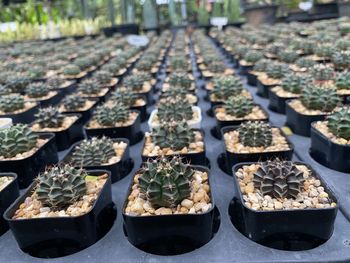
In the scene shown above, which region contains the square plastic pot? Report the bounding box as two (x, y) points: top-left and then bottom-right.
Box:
(36, 91), (62, 108)
(0, 103), (39, 124)
(221, 126), (294, 175)
(230, 162), (338, 250)
(268, 89), (298, 114)
(53, 81), (76, 100)
(122, 165), (217, 255)
(85, 110), (143, 145)
(0, 133), (58, 189)
(4, 170), (116, 258)
(0, 173), (19, 235)
(61, 138), (133, 183)
(32, 113), (84, 151)
(257, 78), (276, 98)
(247, 71), (257, 86)
(238, 63), (253, 76)
(60, 99), (99, 125)
(285, 101), (327, 137)
(130, 96), (148, 122)
(310, 122), (350, 173)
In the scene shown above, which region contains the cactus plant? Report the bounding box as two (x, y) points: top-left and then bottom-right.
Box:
(35, 107), (65, 128)
(123, 74), (149, 91)
(157, 99), (193, 122)
(278, 50), (298, 64)
(72, 137), (116, 166)
(243, 50), (263, 64)
(311, 64), (335, 81)
(94, 103), (130, 127)
(253, 159), (305, 199)
(207, 61), (226, 74)
(0, 94), (25, 113)
(78, 79), (101, 95)
(295, 57), (316, 69)
(237, 121), (273, 148)
(331, 51), (350, 71)
(151, 121), (195, 151)
(266, 62), (289, 79)
(0, 84), (10, 95)
(138, 156), (193, 208)
(111, 89), (139, 106)
(253, 59), (270, 72)
(326, 107), (350, 140)
(0, 124), (38, 158)
(61, 95), (87, 111)
(300, 86), (339, 112)
(170, 56), (188, 71)
(335, 71), (350, 90)
(223, 96), (254, 118)
(35, 165), (87, 209)
(63, 65), (81, 76)
(281, 73), (311, 94)
(314, 43), (334, 59)
(5, 74), (31, 93)
(211, 75), (244, 100)
(25, 82), (49, 98)
(168, 72), (192, 88)
(94, 70), (113, 85)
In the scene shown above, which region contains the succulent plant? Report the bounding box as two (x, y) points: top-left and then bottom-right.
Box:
(94, 70), (113, 85)
(111, 89), (139, 106)
(207, 61), (226, 74)
(63, 65), (81, 76)
(168, 72), (192, 88)
(35, 165), (87, 209)
(157, 99), (193, 122)
(35, 106), (65, 128)
(211, 76), (244, 101)
(138, 156), (193, 208)
(170, 56), (188, 70)
(0, 84), (10, 95)
(101, 63), (121, 74)
(326, 107), (350, 140)
(335, 39), (350, 51)
(25, 82), (49, 98)
(300, 86), (339, 112)
(266, 62), (289, 79)
(135, 59), (153, 72)
(314, 43), (335, 59)
(94, 103), (130, 127)
(311, 64), (335, 82)
(278, 50), (298, 64)
(0, 94), (25, 113)
(281, 73), (311, 94)
(74, 57), (93, 70)
(46, 77), (65, 89)
(335, 71), (350, 90)
(78, 79), (101, 95)
(295, 57), (316, 69)
(161, 86), (191, 100)
(223, 96), (254, 118)
(237, 121), (272, 148)
(331, 51), (350, 71)
(28, 65), (45, 79)
(5, 74), (31, 93)
(123, 74), (146, 91)
(61, 94), (87, 111)
(0, 124), (38, 158)
(253, 59), (270, 72)
(72, 136), (116, 166)
(151, 121), (195, 151)
(253, 159), (305, 199)
(243, 50), (263, 64)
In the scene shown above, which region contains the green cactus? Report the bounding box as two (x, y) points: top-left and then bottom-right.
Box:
(0, 124), (38, 158)
(63, 65), (81, 76)
(94, 70), (113, 85)
(253, 159), (305, 199)
(0, 94), (25, 113)
(5, 74), (31, 93)
(335, 39), (350, 51)
(0, 84), (10, 95)
(25, 82), (49, 98)
(111, 89), (139, 106)
(35, 165), (87, 209)
(138, 156), (193, 208)
(157, 99), (193, 122)
(243, 50), (263, 64)
(47, 77), (65, 89)
(300, 86), (340, 112)
(151, 121), (195, 151)
(335, 71), (350, 90)
(253, 59), (270, 72)
(161, 86), (191, 100)
(78, 79), (101, 95)
(170, 56), (188, 71)
(211, 75), (244, 101)
(74, 57), (93, 70)
(311, 64), (335, 81)
(223, 96), (254, 118)
(326, 107), (350, 140)
(295, 57), (316, 69)
(237, 121), (273, 148)
(314, 43), (335, 59)
(72, 136), (116, 166)
(61, 95), (87, 111)
(331, 51), (350, 71)
(266, 62), (289, 79)
(208, 61), (226, 74)
(281, 73), (311, 94)
(168, 72), (192, 88)
(35, 107), (65, 128)
(94, 103), (130, 127)
(278, 50), (298, 64)
(123, 74), (148, 91)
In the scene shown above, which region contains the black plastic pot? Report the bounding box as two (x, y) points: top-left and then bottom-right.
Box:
(122, 165), (218, 255)
(130, 96), (148, 122)
(238, 63), (253, 76)
(53, 81), (76, 101)
(32, 114), (84, 151)
(60, 99), (99, 125)
(35, 91), (62, 108)
(230, 162), (338, 251)
(102, 24), (139, 36)
(4, 170), (116, 258)
(61, 139), (133, 183)
(285, 101), (327, 137)
(247, 72), (258, 86)
(141, 130), (206, 166)
(0, 133), (58, 189)
(221, 126), (294, 175)
(0, 173), (19, 235)
(268, 89), (298, 114)
(257, 78), (277, 98)
(0, 103), (38, 124)
(310, 122), (350, 173)
(85, 110), (143, 145)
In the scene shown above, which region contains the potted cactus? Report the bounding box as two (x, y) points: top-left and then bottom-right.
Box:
(46, 77), (76, 99)
(230, 159), (338, 249)
(62, 137), (132, 183)
(310, 107), (350, 172)
(167, 56), (191, 73)
(24, 82), (61, 107)
(77, 78), (111, 102)
(4, 165), (115, 257)
(268, 73), (312, 114)
(163, 72), (195, 92)
(278, 49), (299, 65)
(214, 96), (269, 137)
(93, 70), (118, 88)
(31, 107), (84, 151)
(286, 86), (341, 136)
(63, 65), (86, 80)
(334, 71), (350, 103)
(331, 50), (350, 71)
(122, 73), (154, 104)
(247, 59), (271, 86)
(159, 87), (198, 105)
(85, 103), (142, 145)
(202, 61), (233, 80)
(311, 64), (335, 85)
(221, 121), (293, 175)
(0, 94), (38, 124)
(0, 124), (58, 188)
(142, 121), (206, 165)
(123, 156), (216, 255)
(239, 50), (264, 75)
(148, 99), (202, 130)
(291, 57), (316, 73)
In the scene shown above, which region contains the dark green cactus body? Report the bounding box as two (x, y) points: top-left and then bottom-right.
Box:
(311, 64), (335, 81)
(331, 51), (350, 70)
(244, 50), (263, 64)
(327, 107), (350, 140)
(157, 99), (193, 122)
(94, 103), (130, 126)
(207, 61), (226, 73)
(111, 89), (139, 106)
(25, 82), (49, 98)
(94, 70), (113, 85)
(300, 86), (339, 112)
(335, 71), (350, 90)
(168, 72), (192, 88)
(266, 62), (289, 79)
(211, 75), (244, 100)
(138, 156), (193, 208)
(78, 79), (101, 95)
(295, 57), (316, 69)
(237, 121), (273, 147)
(223, 96), (254, 118)
(281, 73), (311, 94)
(35, 107), (65, 128)
(0, 94), (25, 113)
(61, 95), (87, 111)
(63, 65), (81, 76)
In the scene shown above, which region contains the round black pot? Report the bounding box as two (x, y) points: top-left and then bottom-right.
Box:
(122, 165), (218, 255)
(247, 71), (258, 86)
(221, 126), (294, 175)
(0, 133), (58, 189)
(4, 170), (116, 258)
(268, 89), (298, 114)
(0, 103), (39, 124)
(257, 78), (277, 98)
(230, 162), (338, 251)
(0, 173), (19, 235)
(61, 138), (133, 183)
(85, 110), (143, 145)
(285, 101), (327, 137)
(310, 123), (350, 173)
(60, 99), (99, 125)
